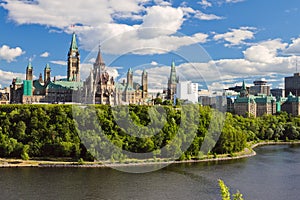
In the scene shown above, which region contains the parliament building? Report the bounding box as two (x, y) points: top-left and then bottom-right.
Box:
(10, 33), (150, 105)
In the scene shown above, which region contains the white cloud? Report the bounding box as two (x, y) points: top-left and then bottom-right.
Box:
(194, 11), (223, 20)
(285, 37), (300, 55)
(0, 69), (26, 86)
(151, 61), (158, 66)
(243, 39), (288, 64)
(40, 51), (50, 58)
(225, 0), (245, 3)
(2, 1), (210, 55)
(213, 27), (256, 47)
(181, 6), (223, 21)
(0, 45), (24, 62)
(154, 0), (172, 6)
(50, 60), (67, 66)
(198, 0), (212, 9)
(139, 38), (296, 90)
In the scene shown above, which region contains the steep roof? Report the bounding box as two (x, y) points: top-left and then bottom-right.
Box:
(70, 32), (78, 51)
(95, 46), (105, 66)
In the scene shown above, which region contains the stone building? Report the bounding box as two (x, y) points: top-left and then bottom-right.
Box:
(281, 92), (300, 116)
(10, 33), (83, 104)
(0, 87), (10, 104)
(234, 81), (276, 117)
(83, 47), (149, 105)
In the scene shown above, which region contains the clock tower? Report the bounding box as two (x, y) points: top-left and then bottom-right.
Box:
(67, 32), (80, 82)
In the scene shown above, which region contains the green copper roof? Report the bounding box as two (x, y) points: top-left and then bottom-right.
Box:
(27, 62), (33, 69)
(45, 63), (51, 70)
(242, 80), (246, 90)
(128, 68), (133, 73)
(170, 61), (178, 84)
(15, 77), (23, 84)
(70, 32), (78, 51)
(52, 81), (83, 90)
(171, 60), (175, 68)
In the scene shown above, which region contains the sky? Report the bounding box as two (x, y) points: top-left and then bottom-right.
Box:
(1, 0), (300, 90)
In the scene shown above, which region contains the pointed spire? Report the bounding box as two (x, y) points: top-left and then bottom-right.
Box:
(95, 45), (105, 66)
(45, 63), (51, 70)
(27, 61), (33, 69)
(70, 32), (78, 51)
(128, 67), (133, 73)
(171, 60), (175, 68)
(170, 60), (177, 84)
(242, 80), (246, 90)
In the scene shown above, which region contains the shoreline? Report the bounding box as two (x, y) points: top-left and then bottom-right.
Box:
(1, 141), (300, 168)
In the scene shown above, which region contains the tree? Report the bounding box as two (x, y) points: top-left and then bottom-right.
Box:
(219, 179), (244, 200)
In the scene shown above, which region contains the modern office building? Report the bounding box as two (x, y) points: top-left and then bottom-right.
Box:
(176, 81), (198, 103)
(285, 73), (300, 97)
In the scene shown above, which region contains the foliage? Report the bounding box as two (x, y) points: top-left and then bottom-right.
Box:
(219, 179), (244, 200)
(0, 104), (300, 161)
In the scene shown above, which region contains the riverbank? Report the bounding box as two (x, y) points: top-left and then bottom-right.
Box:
(1, 141), (300, 168)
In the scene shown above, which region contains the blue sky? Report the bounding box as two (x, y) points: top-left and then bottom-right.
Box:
(1, 0), (300, 90)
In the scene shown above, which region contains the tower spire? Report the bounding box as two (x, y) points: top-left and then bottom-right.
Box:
(70, 32), (78, 51)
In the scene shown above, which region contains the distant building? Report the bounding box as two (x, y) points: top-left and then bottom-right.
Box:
(176, 81), (198, 103)
(0, 87), (10, 104)
(271, 88), (285, 98)
(83, 47), (149, 105)
(281, 92), (300, 116)
(233, 81), (276, 117)
(10, 33), (83, 104)
(285, 73), (300, 97)
(167, 61), (179, 101)
(249, 78), (270, 96)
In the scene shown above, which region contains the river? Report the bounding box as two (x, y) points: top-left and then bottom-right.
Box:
(1, 144), (300, 200)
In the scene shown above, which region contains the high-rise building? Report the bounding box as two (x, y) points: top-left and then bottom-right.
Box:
(176, 81), (198, 103)
(285, 73), (300, 97)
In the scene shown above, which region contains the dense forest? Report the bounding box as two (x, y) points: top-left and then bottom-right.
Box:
(0, 104), (300, 161)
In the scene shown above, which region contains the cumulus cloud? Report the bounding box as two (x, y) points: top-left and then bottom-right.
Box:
(213, 27), (256, 47)
(138, 38), (296, 90)
(0, 45), (24, 62)
(1, 0), (212, 55)
(285, 37), (300, 55)
(0, 69), (26, 86)
(40, 51), (50, 58)
(243, 39), (288, 63)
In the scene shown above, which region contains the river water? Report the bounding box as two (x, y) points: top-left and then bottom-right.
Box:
(1, 144), (300, 200)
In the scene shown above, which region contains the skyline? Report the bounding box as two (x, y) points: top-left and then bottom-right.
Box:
(1, 0), (300, 90)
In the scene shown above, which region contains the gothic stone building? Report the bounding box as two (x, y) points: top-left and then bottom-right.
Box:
(234, 81), (276, 117)
(83, 47), (149, 105)
(10, 33), (82, 104)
